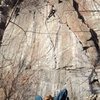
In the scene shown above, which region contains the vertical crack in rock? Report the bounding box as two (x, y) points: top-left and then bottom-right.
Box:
(88, 29), (99, 53)
(88, 29), (100, 66)
(73, 0), (85, 23)
(45, 21), (57, 69)
(72, 1), (100, 98)
(88, 68), (100, 99)
(54, 26), (61, 69)
(73, 0), (100, 66)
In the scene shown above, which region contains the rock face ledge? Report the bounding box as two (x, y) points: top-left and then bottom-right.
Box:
(0, 0), (100, 100)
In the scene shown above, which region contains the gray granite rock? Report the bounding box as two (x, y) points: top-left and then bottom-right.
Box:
(0, 0), (100, 100)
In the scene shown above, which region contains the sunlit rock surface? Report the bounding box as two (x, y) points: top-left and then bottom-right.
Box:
(0, 0), (100, 100)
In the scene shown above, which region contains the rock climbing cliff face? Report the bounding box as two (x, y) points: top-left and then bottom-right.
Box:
(0, 0), (100, 100)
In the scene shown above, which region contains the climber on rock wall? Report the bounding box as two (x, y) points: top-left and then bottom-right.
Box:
(35, 89), (69, 100)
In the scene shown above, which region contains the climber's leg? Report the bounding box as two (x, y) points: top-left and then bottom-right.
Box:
(35, 95), (43, 100)
(54, 89), (69, 100)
